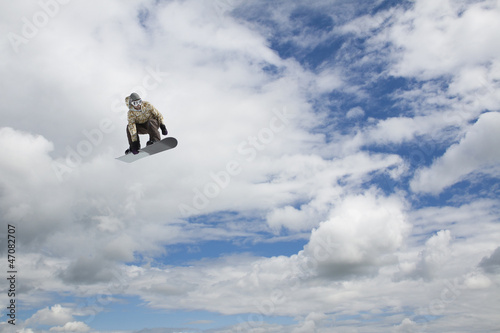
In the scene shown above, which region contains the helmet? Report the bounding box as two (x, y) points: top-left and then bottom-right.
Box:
(129, 92), (141, 101)
(129, 92), (142, 108)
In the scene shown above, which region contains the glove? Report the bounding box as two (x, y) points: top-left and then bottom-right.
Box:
(131, 141), (140, 155)
(160, 124), (168, 136)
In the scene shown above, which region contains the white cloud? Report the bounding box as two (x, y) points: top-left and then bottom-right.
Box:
(25, 304), (74, 327)
(366, 116), (421, 144)
(0, 127), (54, 186)
(393, 318), (417, 333)
(17, 329), (35, 333)
(50, 321), (91, 332)
(0, 127), (73, 245)
(411, 112), (500, 194)
(463, 271), (492, 289)
(395, 230), (452, 281)
(303, 191), (410, 279)
(346, 106), (365, 119)
(387, 0), (500, 80)
(265, 152), (404, 232)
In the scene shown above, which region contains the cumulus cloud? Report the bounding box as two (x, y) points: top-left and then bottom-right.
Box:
(411, 112), (500, 194)
(393, 318), (417, 332)
(395, 230), (452, 281)
(0, 127), (72, 246)
(303, 192), (410, 279)
(25, 304), (74, 327)
(49, 321), (91, 332)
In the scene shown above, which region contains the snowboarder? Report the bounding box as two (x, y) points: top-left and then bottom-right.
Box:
(125, 92), (168, 155)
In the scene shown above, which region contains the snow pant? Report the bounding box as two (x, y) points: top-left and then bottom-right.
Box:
(127, 119), (161, 147)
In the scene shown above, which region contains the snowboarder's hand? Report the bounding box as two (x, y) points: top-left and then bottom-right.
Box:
(131, 141), (140, 155)
(160, 124), (168, 136)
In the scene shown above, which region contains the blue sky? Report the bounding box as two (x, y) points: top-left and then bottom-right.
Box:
(1, 0), (500, 332)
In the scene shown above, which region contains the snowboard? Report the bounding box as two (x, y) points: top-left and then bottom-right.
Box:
(116, 137), (178, 163)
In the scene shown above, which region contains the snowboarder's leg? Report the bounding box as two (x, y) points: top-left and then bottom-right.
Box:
(126, 125), (144, 154)
(136, 123), (150, 135)
(126, 126), (135, 145)
(127, 125), (149, 145)
(146, 119), (161, 145)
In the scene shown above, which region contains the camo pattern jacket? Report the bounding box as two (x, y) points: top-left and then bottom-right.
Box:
(125, 96), (165, 142)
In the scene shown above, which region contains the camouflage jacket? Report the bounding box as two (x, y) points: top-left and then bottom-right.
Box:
(125, 96), (165, 142)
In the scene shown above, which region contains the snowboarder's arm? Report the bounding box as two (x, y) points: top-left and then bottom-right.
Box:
(155, 109), (165, 125)
(144, 102), (165, 126)
(154, 109), (167, 136)
(127, 112), (139, 142)
(155, 109), (167, 135)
